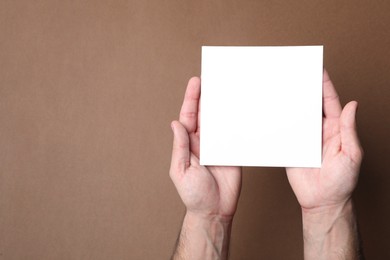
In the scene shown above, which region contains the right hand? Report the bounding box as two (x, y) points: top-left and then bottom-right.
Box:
(169, 77), (242, 221)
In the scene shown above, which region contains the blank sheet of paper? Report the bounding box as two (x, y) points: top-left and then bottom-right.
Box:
(200, 46), (323, 167)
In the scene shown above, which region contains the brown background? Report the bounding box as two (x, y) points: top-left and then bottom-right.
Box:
(1, 0), (389, 259)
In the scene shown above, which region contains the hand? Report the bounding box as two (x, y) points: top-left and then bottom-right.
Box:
(286, 70), (363, 212)
(287, 70), (364, 259)
(170, 77), (242, 221)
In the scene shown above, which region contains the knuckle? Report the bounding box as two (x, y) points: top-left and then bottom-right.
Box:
(174, 138), (189, 150)
(180, 111), (197, 119)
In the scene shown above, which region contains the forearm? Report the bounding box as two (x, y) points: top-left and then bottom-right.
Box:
(302, 199), (363, 260)
(172, 212), (233, 260)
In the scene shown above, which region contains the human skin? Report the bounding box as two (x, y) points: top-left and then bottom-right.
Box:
(170, 70), (364, 259)
(286, 70), (364, 259)
(169, 77), (242, 259)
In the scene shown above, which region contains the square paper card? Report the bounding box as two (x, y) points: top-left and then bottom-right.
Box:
(200, 46), (323, 167)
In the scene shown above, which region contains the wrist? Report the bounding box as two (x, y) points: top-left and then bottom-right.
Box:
(185, 210), (234, 225)
(175, 211), (232, 260)
(301, 199), (360, 259)
(302, 199), (355, 241)
(183, 211), (233, 246)
(302, 198), (353, 219)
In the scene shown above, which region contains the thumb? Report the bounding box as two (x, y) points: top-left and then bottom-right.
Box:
(340, 101), (363, 161)
(169, 120), (190, 182)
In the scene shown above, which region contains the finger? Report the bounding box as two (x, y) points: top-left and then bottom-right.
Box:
(197, 95), (201, 134)
(340, 101), (363, 162)
(323, 69), (342, 118)
(170, 121), (191, 181)
(179, 77), (201, 133)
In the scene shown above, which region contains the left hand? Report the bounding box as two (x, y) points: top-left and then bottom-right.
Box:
(286, 70), (363, 213)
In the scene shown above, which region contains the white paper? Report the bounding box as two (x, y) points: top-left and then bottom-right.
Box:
(200, 46), (323, 167)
